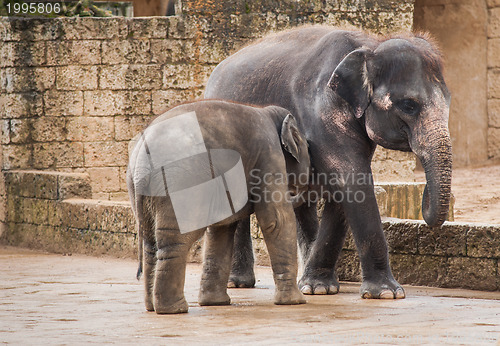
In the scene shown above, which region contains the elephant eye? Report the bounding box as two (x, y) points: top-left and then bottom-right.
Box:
(396, 99), (421, 116)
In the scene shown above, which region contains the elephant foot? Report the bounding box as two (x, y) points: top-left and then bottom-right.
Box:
(154, 297), (189, 314)
(298, 271), (340, 295)
(227, 272), (256, 288)
(198, 291), (231, 306)
(360, 277), (405, 299)
(274, 287), (307, 305)
(145, 300), (154, 312)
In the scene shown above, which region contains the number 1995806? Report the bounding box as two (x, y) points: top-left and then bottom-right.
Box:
(6, 2), (62, 15)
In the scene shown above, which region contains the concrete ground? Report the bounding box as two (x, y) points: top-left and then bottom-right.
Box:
(1, 246), (499, 345)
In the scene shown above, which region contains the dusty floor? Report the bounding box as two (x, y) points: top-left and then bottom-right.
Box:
(415, 163), (500, 224)
(1, 246), (499, 345)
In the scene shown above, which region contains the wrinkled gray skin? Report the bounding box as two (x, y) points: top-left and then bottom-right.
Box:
(205, 27), (452, 299)
(127, 100), (309, 314)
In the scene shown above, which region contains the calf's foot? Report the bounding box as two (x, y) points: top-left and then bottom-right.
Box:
(198, 290), (231, 306)
(154, 297), (189, 314)
(274, 287), (306, 305)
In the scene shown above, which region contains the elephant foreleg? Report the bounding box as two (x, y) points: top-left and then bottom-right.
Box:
(228, 218), (256, 288)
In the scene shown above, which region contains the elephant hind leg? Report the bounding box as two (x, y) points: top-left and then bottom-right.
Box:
(199, 223), (237, 306)
(153, 228), (204, 314)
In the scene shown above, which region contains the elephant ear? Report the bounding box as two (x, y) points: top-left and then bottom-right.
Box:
(328, 48), (373, 118)
(281, 114), (303, 162)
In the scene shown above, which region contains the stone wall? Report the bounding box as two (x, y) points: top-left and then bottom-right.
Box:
(488, 0), (500, 159)
(0, 170), (496, 291)
(413, 0), (500, 165)
(0, 0), (416, 205)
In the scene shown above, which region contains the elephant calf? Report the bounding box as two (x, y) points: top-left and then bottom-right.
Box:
(127, 100), (309, 314)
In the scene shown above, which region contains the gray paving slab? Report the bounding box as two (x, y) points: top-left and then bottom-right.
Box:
(1, 246), (499, 345)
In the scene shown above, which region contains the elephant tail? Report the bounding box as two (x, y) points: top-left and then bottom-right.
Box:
(135, 194), (144, 280)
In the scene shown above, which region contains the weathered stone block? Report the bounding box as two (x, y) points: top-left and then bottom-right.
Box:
(84, 90), (151, 116)
(0, 41), (46, 67)
(163, 64), (213, 89)
(87, 167), (121, 193)
(488, 99), (500, 128)
(152, 89), (194, 114)
(59, 17), (127, 40)
(197, 40), (231, 64)
(9, 119), (31, 144)
(60, 200), (90, 229)
(1, 67), (55, 93)
(150, 39), (186, 64)
(2, 144), (32, 170)
(100, 64), (162, 90)
(445, 257), (497, 291)
(0, 120), (8, 145)
(56, 66), (98, 91)
(32, 142), (84, 169)
(5, 171), (35, 198)
(336, 250), (361, 282)
(23, 198), (49, 225)
(488, 0), (500, 8)
(58, 173), (92, 200)
(390, 254), (448, 288)
(102, 40), (151, 65)
(66, 117), (114, 142)
(383, 219), (419, 254)
(114, 115), (151, 141)
(488, 69), (500, 99)
(35, 173), (58, 200)
(0, 18), (62, 41)
(46, 40), (101, 66)
(488, 127), (500, 158)
(119, 166), (128, 192)
(467, 225), (500, 258)
(490, 8), (500, 38)
(31, 117), (66, 142)
(128, 17), (169, 39)
(86, 200), (134, 233)
(0, 92), (44, 118)
(44, 90), (84, 116)
(418, 223), (467, 256)
(5, 195), (23, 223)
(84, 141), (128, 167)
(168, 16), (198, 39)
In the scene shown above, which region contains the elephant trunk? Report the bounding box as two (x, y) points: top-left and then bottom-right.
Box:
(416, 125), (452, 227)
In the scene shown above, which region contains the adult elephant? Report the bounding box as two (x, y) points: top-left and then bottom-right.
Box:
(205, 27), (452, 299)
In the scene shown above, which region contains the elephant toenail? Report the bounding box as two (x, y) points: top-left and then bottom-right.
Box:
(227, 281), (237, 288)
(300, 285), (313, 295)
(328, 285), (339, 294)
(379, 290), (394, 299)
(362, 291), (373, 299)
(395, 288), (406, 299)
(314, 286), (327, 295)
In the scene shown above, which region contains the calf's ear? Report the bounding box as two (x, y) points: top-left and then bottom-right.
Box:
(281, 114), (302, 162)
(328, 48), (373, 118)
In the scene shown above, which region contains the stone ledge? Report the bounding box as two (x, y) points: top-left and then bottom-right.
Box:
(0, 170), (497, 291)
